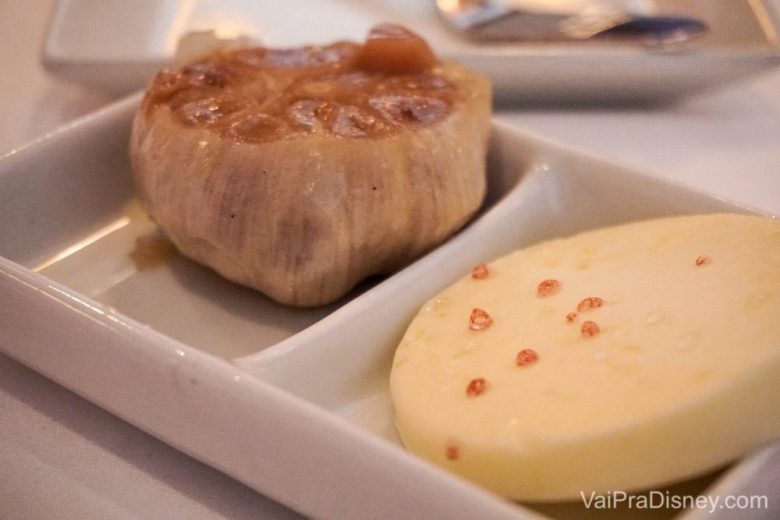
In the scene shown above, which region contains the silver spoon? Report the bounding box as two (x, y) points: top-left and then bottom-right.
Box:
(435, 0), (707, 43)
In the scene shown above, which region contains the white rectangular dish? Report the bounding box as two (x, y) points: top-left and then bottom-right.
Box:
(0, 95), (777, 519)
(43, 0), (780, 103)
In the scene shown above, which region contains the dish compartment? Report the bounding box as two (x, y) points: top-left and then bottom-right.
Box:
(0, 96), (533, 363)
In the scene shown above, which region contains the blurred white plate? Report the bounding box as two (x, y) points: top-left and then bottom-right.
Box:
(0, 95), (778, 518)
(42, 0), (780, 103)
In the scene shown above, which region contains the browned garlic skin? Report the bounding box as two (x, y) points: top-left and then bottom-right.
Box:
(130, 30), (491, 307)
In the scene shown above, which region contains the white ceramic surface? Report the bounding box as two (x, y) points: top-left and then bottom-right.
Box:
(42, 0), (780, 103)
(1, 93), (777, 519)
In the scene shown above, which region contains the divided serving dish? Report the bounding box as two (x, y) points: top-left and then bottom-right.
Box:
(0, 94), (777, 519)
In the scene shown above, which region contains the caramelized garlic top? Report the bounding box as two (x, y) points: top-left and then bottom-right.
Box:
(145, 25), (457, 141)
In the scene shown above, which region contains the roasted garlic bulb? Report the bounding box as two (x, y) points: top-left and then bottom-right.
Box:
(130, 25), (491, 306)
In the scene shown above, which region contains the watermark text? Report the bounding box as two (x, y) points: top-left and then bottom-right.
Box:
(581, 490), (768, 514)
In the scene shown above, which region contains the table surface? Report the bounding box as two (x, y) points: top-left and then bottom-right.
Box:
(2, 1), (779, 519)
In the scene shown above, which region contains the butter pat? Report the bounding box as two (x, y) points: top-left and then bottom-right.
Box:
(389, 213), (780, 501)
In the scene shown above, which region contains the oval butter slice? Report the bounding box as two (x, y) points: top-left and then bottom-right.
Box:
(389, 213), (780, 501)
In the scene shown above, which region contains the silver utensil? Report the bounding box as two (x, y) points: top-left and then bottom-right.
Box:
(435, 0), (707, 43)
